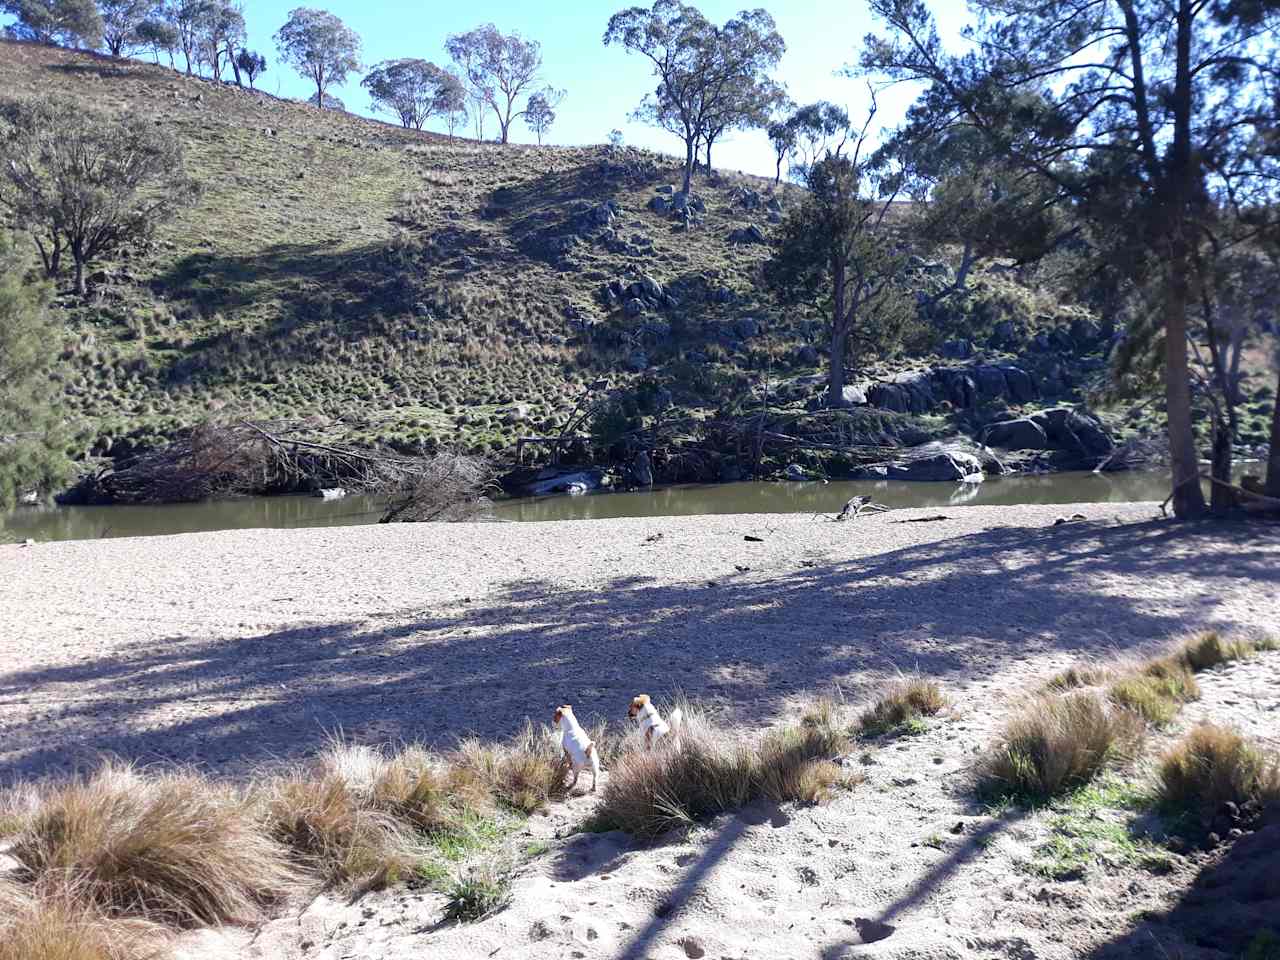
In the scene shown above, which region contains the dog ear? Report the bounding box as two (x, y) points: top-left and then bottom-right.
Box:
(552, 707), (563, 724)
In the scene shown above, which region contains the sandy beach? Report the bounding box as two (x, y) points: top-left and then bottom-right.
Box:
(3, 503), (1280, 960)
(2, 502), (1276, 781)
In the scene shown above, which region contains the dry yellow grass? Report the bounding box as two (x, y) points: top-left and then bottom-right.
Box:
(0, 892), (170, 960)
(453, 721), (569, 814)
(258, 757), (422, 889)
(979, 693), (1146, 801)
(8, 763), (297, 927)
(1158, 725), (1280, 823)
(1044, 662), (1118, 691)
(591, 699), (853, 839)
(858, 678), (948, 736)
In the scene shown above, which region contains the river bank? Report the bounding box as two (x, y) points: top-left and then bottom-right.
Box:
(3, 470), (1185, 542)
(3, 502), (1277, 781)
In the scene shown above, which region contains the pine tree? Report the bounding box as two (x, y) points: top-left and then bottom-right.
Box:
(0, 234), (70, 509)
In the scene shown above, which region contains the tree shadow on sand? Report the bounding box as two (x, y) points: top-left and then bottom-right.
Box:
(2, 518), (1275, 785)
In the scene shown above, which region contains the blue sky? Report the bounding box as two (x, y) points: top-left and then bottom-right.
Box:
(231, 1), (974, 173)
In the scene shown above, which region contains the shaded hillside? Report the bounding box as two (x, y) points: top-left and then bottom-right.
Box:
(0, 40), (1181, 475)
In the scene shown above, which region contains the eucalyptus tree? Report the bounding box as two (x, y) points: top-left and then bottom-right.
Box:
(862, 0), (1280, 518)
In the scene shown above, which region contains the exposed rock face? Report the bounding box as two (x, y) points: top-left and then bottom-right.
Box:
(728, 224), (768, 244)
(982, 407), (1115, 463)
(982, 418), (1049, 451)
(868, 372), (935, 414)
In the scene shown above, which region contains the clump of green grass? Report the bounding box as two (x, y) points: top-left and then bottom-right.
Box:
(1024, 778), (1170, 881)
(978, 693), (1145, 803)
(1157, 724), (1280, 825)
(1174, 631), (1259, 672)
(8, 762), (298, 927)
(1109, 660), (1200, 726)
(1044, 663), (1117, 692)
(441, 858), (512, 923)
(858, 678), (947, 737)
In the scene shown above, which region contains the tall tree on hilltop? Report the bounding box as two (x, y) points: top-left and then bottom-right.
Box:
(234, 47), (265, 88)
(524, 86), (565, 145)
(605, 1), (717, 194)
(201, 0), (243, 82)
(862, 0), (1280, 519)
(134, 13), (176, 64)
(362, 59), (464, 131)
(2, 0), (103, 47)
(274, 7), (361, 109)
(97, 0), (154, 57)
(446, 24), (544, 144)
(0, 234), (70, 509)
(606, 2), (785, 192)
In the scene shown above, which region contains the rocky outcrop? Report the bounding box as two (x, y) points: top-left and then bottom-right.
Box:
(982, 418), (1048, 451)
(981, 407), (1115, 464)
(867, 372), (935, 413)
(854, 442), (988, 483)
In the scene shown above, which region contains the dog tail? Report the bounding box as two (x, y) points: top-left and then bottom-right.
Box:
(667, 707), (684, 736)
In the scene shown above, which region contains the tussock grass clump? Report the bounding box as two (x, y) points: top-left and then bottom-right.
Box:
(0, 893), (170, 960)
(979, 693), (1145, 802)
(9, 763), (297, 927)
(590, 700), (853, 839)
(441, 858), (513, 923)
(1045, 663), (1117, 692)
(370, 747), (493, 835)
(1174, 631), (1258, 672)
(858, 678), (947, 737)
(1158, 725), (1280, 823)
(259, 758), (421, 888)
(453, 721), (568, 814)
(1109, 661), (1200, 726)
(757, 698), (853, 805)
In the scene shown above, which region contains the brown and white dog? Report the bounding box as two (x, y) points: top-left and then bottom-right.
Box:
(628, 694), (683, 750)
(553, 704), (600, 792)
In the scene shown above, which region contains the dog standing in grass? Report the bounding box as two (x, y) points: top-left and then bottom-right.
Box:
(553, 704), (600, 792)
(628, 694), (683, 750)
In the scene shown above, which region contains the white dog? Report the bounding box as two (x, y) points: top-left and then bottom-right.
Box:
(553, 704), (600, 792)
(628, 694), (683, 750)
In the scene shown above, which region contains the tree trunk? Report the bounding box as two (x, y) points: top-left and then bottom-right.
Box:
(705, 138), (714, 175)
(681, 139), (694, 194)
(73, 259), (86, 297)
(1267, 364), (1280, 498)
(1209, 414), (1234, 514)
(826, 260), (848, 408)
(1165, 264), (1208, 518)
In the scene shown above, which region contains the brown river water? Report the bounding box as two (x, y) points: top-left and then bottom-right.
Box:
(1, 471), (1177, 543)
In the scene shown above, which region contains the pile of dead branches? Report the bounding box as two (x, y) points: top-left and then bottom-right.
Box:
(72, 421), (495, 522)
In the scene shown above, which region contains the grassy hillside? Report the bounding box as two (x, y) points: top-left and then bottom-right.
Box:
(2, 39), (1169, 474)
